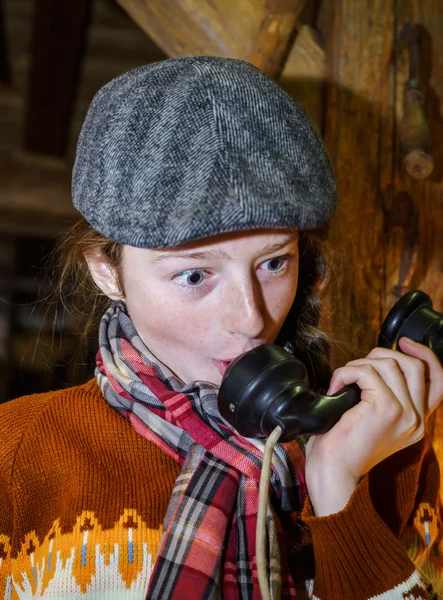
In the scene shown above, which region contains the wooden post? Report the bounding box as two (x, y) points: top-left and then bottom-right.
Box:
(23, 0), (93, 156)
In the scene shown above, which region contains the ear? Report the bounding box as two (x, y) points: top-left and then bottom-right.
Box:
(85, 252), (123, 301)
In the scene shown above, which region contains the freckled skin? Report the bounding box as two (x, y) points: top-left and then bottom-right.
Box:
(94, 228), (299, 386)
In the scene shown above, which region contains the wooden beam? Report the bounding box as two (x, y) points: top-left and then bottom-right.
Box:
(23, 0), (93, 156)
(246, 0), (307, 78)
(116, 0), (306, 77)
(117, 0), (263, 59)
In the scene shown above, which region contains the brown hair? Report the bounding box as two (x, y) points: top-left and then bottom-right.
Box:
(275, 229), (333, 393)
(54, 218), (124, 341)
(55, 217), (335, 392)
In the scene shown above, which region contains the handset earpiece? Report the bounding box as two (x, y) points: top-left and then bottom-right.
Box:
(378, 290), (443, 364)
(218, 290), (443, 441)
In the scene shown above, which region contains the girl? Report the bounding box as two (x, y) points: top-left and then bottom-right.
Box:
(0, 56), (442, 600)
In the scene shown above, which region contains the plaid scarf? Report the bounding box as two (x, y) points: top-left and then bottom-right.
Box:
(96, 302), (310, 599)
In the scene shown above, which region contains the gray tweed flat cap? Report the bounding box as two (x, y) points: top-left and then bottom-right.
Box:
(72, 56), (337, 248)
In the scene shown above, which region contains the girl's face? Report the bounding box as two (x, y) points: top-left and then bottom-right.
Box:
(101, 229), (299, 386)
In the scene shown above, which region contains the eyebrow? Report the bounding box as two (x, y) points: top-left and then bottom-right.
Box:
(151, 234), (298, 264)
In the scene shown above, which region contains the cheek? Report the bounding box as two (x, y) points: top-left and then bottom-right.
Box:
(125, 281), (211, 345)
(264, 275), (298, 322)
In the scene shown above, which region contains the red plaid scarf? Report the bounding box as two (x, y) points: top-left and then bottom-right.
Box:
(97, 302), (310, 599)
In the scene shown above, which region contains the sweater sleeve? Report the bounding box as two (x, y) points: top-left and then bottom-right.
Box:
(0, 401), (19, 600)
(0, 393), (49, 600)
(0, 474), (13, 600)
(300, 434), (442, 600)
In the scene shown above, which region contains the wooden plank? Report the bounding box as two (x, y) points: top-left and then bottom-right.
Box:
(322, 0), (395, 367)
(116, 0), (306, 76)
(23, 0), (93, 156)
(280, 24), (326, 131)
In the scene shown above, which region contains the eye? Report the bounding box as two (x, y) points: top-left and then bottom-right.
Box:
(174, 269), (208, 288)
(263, 256), (289, 272)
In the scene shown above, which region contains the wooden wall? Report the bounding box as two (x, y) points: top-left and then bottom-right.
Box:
(321, 0), (443, 474)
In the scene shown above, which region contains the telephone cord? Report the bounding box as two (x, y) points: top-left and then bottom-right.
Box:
(256, 424), (283, 600)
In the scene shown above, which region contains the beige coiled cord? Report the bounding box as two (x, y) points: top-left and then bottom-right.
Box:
(256, 425), (283, 600)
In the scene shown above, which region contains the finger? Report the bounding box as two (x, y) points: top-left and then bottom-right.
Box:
(398, 338), (435, 376)
(328, 362), (401, 407)
(331, 357), (410, 400)
(328, 364), (410, 432)
(348, 351), (427, 417)
(365, 347), (427, 389)
(328, 363), (425, 444)
(329, 359), (421, 425)
(398, 337), (443, 415)
(366, 345), (424, 370)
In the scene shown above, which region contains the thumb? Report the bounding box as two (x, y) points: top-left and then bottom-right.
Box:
(397, 336), (422, 355)
(397, 337), (434, 363)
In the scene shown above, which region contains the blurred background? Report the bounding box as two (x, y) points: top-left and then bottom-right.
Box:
(0, 0), (442, 471)
(0, 0), (167, 401)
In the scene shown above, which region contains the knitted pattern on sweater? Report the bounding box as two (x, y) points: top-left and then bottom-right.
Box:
(0, 380), (442, 599)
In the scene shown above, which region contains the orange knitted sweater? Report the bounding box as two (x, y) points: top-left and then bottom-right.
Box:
(0, 379), (442, 599)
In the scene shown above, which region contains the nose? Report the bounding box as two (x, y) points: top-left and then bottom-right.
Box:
(223, 276), (266, 339)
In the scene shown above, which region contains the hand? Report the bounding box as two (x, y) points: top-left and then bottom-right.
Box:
(304, 337), (443, 514)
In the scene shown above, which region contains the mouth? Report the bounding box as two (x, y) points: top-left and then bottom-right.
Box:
(213, 359), (234, 376)
(213, 346), (264, 377)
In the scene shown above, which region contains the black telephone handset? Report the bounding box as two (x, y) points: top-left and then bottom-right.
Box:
(218, 290), (443, 442)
